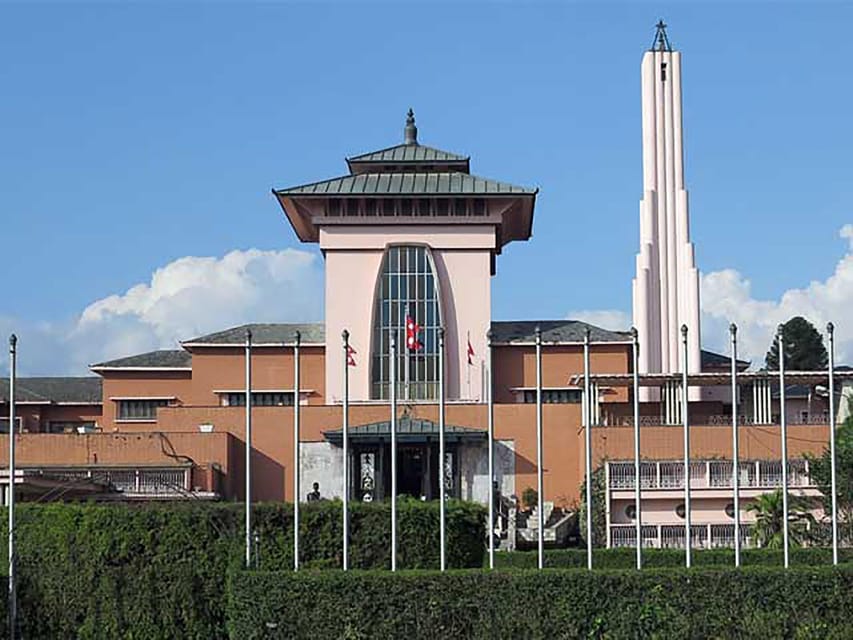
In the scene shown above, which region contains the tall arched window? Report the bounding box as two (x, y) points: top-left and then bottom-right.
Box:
(371, 245), (441, 400)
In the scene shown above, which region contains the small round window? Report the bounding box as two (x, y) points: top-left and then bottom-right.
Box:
(725, 503), (735, 518)
(625, 504), (637, 520)
(675, 503), (686, 519)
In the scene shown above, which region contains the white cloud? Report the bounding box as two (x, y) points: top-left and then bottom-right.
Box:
(701, 226), (853, 367)
(567, 225), (853, 369)
(2, 248), (323, 375)
(566, 309), (632, 332)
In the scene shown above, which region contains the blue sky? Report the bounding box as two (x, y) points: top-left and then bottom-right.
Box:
(1, 2), (852, 373)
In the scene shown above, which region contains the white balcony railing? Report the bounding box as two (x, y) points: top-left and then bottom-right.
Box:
(608, 459), (812, 491)
(605, 414), (829, 427)
(36, 466), (191, 496)
(610, 523), (754, 549)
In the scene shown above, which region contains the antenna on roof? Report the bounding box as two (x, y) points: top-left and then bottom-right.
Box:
(404, 108), (418, 145)
(651, 19), (672, 52)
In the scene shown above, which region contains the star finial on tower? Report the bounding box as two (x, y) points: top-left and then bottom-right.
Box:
(404, 108), (418, 145)
(652, 19), (672, 52)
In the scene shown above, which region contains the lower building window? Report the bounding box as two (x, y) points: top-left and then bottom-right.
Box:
(625, 504), (637, 520)
(725, 503), (736, 518)
(221, 392), (295, 407)
(0, 417), (22, 433)
(117, 399), (169, 420)
(522, 389), (582, 404)
(47, 421), (97, 434)
(675, 503), (686, 519)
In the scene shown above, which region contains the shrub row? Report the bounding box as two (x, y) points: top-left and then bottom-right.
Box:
(493, 546), (853, 569)
(228, 565), (853, 639)
(0, 499), (485, 639)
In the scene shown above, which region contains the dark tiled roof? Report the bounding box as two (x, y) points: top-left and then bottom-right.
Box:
(91, 350), (191, 370)
(346, 143), (469, 164)
(274, 172), (536, 197)
(0, 377), (102, 404)
(701, 349), (751, 371)
(490, 320), (630, 344)
(183, 323), (325, 346)
(324, 418), (485, 445)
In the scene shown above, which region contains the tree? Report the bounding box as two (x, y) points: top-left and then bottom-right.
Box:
(747, 488), (816, 548)
(765, 316), (828, 371)
(807, 401), (853, 544)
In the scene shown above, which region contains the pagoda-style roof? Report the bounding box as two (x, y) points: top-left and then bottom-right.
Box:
(273, 110), (538, 250)
(347, 142), (470, 172)
(275, 172), (535, 197)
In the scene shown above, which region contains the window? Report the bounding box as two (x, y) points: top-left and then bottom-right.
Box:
(660, 62), (667, 81)
(47, 421), (96, 434)
(625, 504), (637, 520)
(522, 389), (582, 404)
(117, 399), (169, 421)
(221, 392), (295, 407)
(0, 417), (22, 433)
(725, 503), (736, 519)
(371, 245), (441, 400)
(675, 503), (686, 519)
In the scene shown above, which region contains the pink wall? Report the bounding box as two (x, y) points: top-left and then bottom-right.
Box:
(321, 226), (494, 402)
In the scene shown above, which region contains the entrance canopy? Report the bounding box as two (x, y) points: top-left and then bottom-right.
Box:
(324, 417), (486, 446)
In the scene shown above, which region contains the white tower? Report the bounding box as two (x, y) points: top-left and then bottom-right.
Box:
(632, 22), (701, 398)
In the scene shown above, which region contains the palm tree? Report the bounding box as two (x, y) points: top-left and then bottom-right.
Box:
(747, 489), (817, 548)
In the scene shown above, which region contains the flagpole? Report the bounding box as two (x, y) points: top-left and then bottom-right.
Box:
(244, 328), (253, 569)
(467, 329), (471, 400)
(342, 330), (350, 571)
(730, 324), (741, 568)
(390, 332), (398, 571)
(438, 326), (446, 571)
(828, 322), (839, 565)
(583, 328), (593, 570)
(778, 325), (790, 568)
(8, 334), (17, 640)
(631, 328), (641, 570)
(535, 326), (544, 569)
(487, 329), (495, 570)
(404, 304), (410, 402)
(293, 331), (301, 572)
(682, 325), (691, 568)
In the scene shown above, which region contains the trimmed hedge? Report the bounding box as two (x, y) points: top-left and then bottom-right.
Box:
(0, 499), (485, 639)
(228, 566), (853, 639)
(493, 546), (853, 569)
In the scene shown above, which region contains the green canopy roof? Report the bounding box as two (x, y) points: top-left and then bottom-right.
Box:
(324, 418), (486, 445)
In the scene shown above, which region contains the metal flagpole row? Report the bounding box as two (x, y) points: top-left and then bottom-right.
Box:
(534, 326), (544, 569)
(390, 333), (398, 571)
(828, 323), (839, 565)
(438, 327), (446, 571)
(730, 324), (741, 568)
(681, 325), (691, 569)
(293, 332), (301, 571)
(583, 329), (593, 570)
(486, 330), (495, 570)
(244, 329), (253, 569)
(778, 326), (790, 568)
(342, 331), (350, 571)
(8, 335), (18, 640)
(630, 328), (641, 570)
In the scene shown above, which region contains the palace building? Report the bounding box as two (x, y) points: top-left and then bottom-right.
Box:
(2, 25), (849, 548)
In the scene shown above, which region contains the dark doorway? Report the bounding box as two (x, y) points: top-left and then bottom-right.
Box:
(398, 445), (426, 498)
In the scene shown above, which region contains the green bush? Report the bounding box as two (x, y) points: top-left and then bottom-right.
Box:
(493, 546), (853, 569)
(0, 499), (485, 639)
(227, 566), (853, 639)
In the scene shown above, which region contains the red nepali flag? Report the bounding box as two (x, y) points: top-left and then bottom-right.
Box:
(405, 315), (422, 351)
(346, 345), (357, 367)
